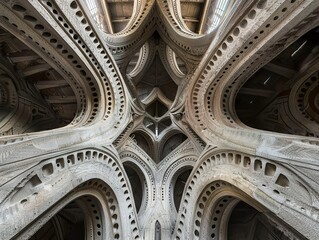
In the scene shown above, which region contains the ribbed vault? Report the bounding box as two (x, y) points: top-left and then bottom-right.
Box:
(1, 1), (319, 240)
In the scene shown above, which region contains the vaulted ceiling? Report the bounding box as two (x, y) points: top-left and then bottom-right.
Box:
(1, 1), (319, 240)
(0, 0), (318, 151)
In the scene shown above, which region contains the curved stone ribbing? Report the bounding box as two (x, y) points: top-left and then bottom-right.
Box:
(186, 0), (319, 156)
(173, 150), (319, 239)
(0, 148), (141, 240)
(0, 1), (319, 239)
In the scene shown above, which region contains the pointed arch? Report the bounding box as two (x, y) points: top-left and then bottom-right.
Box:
(160, 131), (188, 160)
(130, 130), (154, 160)
(122, 162), (146, 214)
(173, 150), (319, 239)
(0, 148), (141, 240)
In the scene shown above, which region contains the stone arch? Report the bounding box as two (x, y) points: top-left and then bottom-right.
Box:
(130, 130), (154, 159)
(122, 161), (147, 214)
(23, 182), (116, 240)
(172, 167), (192, 212)
(120, 149), (156, 212)
(160, 131), (188, 161)
(0, 0), (130, 133)
(162, 157), (196, 211)
(173, 150), (319, 240)
(234, 25), (319, 137)
(127, 42), (151, 79)
(0, 148), (141, 240)
(186, 0), (319, 147)
(226, 200), (300, 240)
(157, 44), (187, 84)
(0, 28), (79, 135)
(194, 182), (303, 240)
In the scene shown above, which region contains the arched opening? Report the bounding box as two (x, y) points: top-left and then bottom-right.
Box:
(130, 131), (153, 159)
(123, 163), (144, 213)
(193, 181), (306, 240)
(30, 201), (85, 240)
(206, 196), (304, 240)
(0, 26), (77, 136)
(235, 26), (319, 137)
(161, 133), (187, 160)
(29, 195), (104, 240)
(173, 168), (192, 211)
(228, 201), (295, 240)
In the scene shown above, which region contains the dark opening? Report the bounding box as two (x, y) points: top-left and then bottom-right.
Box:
(124, 164), (143, 213)
(30, 201), (85, 240)
(174, 168), (192, 211)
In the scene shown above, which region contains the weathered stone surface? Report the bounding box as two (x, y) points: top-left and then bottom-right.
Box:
(0, 0), (318, 239)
